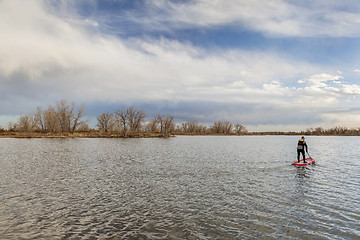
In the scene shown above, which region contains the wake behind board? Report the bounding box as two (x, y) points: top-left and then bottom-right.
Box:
(292, 158), (315, 166)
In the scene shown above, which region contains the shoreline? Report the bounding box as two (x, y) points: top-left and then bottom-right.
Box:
(1, 132), (360, 138)
(0, 132), (174, 138)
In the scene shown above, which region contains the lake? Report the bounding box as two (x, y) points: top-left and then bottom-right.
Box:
(0, 136), (359, 239)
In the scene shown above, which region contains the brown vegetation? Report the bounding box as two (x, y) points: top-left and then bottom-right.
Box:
(2, 100), (248, 138)
(96, 107), (174, 137)
(7, 100), (86, 135)
(2, 100), (359, 138)
(304, 126), (360, 136)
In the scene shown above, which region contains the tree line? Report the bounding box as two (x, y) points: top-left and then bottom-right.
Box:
(4, 100), (358, 137)
(304, 127), (360, 136)
(3, 100), (247, 137)
(96, 107), (175, 137)
(7, 100), (86, 134)
(96, 108), (247, 136)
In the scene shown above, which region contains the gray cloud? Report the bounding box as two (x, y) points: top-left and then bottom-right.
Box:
(102, 0), (360, 38)
(1, 0), (360, 131)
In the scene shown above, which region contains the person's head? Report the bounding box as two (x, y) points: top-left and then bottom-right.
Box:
(301, 136), (305, 139)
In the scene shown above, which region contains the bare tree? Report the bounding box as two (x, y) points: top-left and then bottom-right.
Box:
(151, 114), (174, 136)
(55, 100), (73, 133)
(114, 107), (146, 136)
(182, 120), (199, 134)
(44, 106), (58, 133)
(154, 114), (174, 136)
(155, 114), (165, 134)
(164, 115), (175, 135)
(77, 122), (90, 132)
(132, 109), (146, 132)
(210, 121), (223, 134)
(7, 122), (18, 132)
(18, 114), (35, 133)
(114, 109), (128, 137)
(127, 107), (146, 133)
(71, 104), (85, 133)
(53, 100), (85, 133)
(209, 121), (233, 134)
(145, 119), (159, 133)
(223, 121), (233, 134)
(314, 127), (324, 135)
(234, 123), (247, 135)
(34, 107), (45, 132)
(96, 112), (113, 133)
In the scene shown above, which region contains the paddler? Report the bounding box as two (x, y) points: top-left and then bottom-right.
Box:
(297, 136), (308, 163)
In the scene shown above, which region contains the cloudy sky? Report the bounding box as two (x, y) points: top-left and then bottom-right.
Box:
(2, 0), (360, 131)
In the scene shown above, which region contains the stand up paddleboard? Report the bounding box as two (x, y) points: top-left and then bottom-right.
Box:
(292, 158), (315, 166)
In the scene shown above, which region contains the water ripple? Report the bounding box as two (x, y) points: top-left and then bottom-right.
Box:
(0, 136), (359, 239)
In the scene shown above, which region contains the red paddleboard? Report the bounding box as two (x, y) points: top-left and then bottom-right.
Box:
(292, 158), (315, 166)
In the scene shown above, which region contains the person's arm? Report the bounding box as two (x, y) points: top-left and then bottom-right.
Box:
(305, 142), (308, 152)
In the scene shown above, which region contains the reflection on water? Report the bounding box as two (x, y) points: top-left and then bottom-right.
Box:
(295, 166), (312, 179)
(0, 136), (359, 239)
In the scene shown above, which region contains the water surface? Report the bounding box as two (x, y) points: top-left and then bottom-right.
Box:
(0, 136), (359, 239)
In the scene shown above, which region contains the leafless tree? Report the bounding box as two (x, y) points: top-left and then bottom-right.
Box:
(71, 104), (85, 134)
(182, 120), (200, 133)
(54, 100), (73, 133)
(114, 109), (128, 136)
(145, 119), (159, 133)
(234, 123), (247, 135)
(54, 100), (86, 133)
(114, 107), (146, 136)
(18, 114), (35, 133)
(7, 122), (17, 132)
(210, 121), (222, 134)
(164, 115), (175, 135)
(34, 107), (46, 132)
(155, 114), (165, 134)
(96, 112), (114, 133)
(209, 121), (233, 134)
(314, 127), (324, 135)
(155, 114), (174, 136)
(77, 122), (90, 132)
(127, 107), (146, 133)
(44, 106), (58, 133)
(119, 109), (128, 134)
(223, 121), (233, 134)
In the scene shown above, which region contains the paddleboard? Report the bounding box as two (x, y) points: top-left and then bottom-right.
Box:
(292, 158), (315, 166)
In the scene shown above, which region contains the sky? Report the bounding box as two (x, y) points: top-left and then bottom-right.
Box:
(2, 0), (360, 131)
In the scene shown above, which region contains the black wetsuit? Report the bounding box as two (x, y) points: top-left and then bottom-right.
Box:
(297, 139), (308, 162)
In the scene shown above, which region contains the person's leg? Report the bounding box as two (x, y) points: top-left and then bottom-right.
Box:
(302, 151), (306, 163)
(297, 150), (301, 162)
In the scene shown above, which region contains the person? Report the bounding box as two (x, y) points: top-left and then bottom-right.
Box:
(297, 136), (308, 163)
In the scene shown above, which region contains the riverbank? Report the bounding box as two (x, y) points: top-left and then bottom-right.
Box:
(0, 132), (174, 138)
(2, 131), (360, 138)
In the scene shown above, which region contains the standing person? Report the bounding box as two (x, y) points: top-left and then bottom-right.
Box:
(297, 136), (308, 163)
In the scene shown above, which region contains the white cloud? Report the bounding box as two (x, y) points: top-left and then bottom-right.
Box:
(298, 73), (360, 98)
(1, 0), (360, 130)
(340, 84), (360, 95)
(0, 0), (321, 104)
(320, 110), (360, 128)
(129, 0), (360, 37)
(298, 73), (343, 88)
(292, 72), (360, 119)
